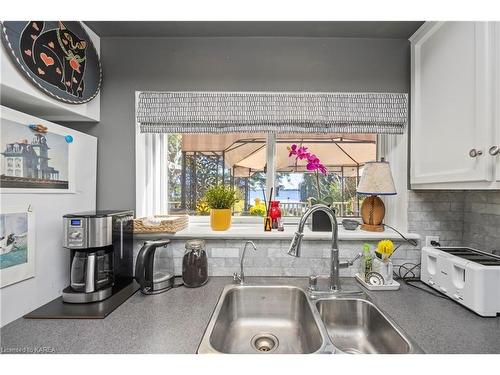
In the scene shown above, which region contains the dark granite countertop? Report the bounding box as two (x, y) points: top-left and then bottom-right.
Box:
(1, 277), (499, 354)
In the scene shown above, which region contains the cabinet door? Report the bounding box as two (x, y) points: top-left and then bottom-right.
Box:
(411, 22), (493, 186)
(495, 22), (500, 181)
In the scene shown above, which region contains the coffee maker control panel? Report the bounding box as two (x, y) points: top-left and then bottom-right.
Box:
(63, 218), (87, 248)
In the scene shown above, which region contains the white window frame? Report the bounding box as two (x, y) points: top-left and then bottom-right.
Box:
(135, 92), (409, 230)
(135, 92), (168, 218)
(378, 132), (409, 232)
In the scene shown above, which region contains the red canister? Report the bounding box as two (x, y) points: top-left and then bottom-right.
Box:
(269, 201), (281, 229)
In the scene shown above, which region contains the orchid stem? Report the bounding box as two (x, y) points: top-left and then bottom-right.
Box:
(315, 170), (321, 200)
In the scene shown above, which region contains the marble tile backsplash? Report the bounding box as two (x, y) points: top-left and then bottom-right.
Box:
(463, 191), (500, 253)
(408, 190), (500, 253)
(164, 239), (421, 278)
(408, 191), (465, 247)
(132, 189), (500, 281)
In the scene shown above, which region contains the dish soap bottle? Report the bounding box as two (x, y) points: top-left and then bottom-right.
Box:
(360, 243), (372, 277)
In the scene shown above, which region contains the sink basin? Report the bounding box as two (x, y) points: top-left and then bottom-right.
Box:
(197, 285), (333, 354)
(315, 298), (423, 354)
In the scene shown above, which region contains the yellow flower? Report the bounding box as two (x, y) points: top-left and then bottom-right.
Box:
(376, 240), (394, 260)
(196, 199), (210, 215)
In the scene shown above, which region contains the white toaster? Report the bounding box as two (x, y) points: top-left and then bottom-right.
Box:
(420, 246), (500, 317)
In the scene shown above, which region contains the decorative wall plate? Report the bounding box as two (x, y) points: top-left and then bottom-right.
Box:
(1, 21), (101, 104)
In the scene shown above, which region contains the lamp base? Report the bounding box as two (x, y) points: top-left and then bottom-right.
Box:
(360, 195), (386, 232)
(360, 223), (384, 232)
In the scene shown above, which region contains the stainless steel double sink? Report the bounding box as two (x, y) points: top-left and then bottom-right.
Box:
(197, 284), (423, 354)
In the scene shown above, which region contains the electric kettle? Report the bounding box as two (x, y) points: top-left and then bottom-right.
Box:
(135, 239), (179, 294)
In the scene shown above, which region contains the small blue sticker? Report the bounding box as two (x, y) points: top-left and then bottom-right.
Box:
(65, 135), (73, 143)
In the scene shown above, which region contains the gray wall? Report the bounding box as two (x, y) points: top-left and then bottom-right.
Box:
(67, 36), (500, 254)
(70, 37), (411, 210)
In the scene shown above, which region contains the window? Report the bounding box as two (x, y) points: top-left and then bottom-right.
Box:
(166, 133), (377, 218)
(167, 133), (267, 216)
(136, 90), (408, 228)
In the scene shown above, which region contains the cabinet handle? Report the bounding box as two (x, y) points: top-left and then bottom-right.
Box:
(489, 146), (500, 156)
(469, 148), (483, 158)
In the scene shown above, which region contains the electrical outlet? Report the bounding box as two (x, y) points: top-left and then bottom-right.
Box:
(425, 235), (440, 247)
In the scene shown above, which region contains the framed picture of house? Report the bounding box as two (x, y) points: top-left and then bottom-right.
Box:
(0, 205), (36, 288)
(0, 106), (75, 193)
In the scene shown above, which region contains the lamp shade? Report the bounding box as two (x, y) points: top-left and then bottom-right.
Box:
(357, 161), (397, 195)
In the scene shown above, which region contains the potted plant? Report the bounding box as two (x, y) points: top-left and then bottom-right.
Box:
(204, 185), (238, 231)
(287, 144), (333, 231)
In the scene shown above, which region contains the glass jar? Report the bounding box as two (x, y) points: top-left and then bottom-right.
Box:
(182, 239), (208, 288)
(372, 257), (393, 285)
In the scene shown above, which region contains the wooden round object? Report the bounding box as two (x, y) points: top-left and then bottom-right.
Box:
(360, 195), (385, 232)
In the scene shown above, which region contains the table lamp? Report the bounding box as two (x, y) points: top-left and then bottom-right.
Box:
(356, 159), (397, 232)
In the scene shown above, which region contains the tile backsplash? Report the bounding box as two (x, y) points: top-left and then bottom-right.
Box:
(408, 191), (465, 247)
(132, 190), (500, 280)
(463, 191), (500, 253)
(134, 239), (421, 278)
(408, 190), (500, 253)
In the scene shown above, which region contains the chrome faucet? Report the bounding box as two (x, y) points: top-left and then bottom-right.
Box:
(288, 204), (361, 294)
(233, 241), (257, 284)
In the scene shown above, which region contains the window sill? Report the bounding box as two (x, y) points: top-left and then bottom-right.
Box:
(133, 222), (420, 242)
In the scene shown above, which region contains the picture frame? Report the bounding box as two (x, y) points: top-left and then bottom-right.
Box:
(0, 205), (36, 288)
(0, 106), (75, 194)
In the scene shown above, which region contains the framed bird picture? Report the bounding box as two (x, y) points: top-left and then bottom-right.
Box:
(0, 205), (35, 288)
(1, 21), (101, 104)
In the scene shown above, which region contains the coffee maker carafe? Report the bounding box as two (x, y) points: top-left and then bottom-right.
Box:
(62, 210), (135, 303)
(70, 248), (114, 293)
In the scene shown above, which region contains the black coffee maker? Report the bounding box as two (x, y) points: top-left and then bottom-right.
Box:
(62, 210), (135, 303)
(135, 239), (181, 294)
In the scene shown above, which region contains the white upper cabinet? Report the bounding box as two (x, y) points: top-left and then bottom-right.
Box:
(410, 22), (500, 189)
(495, 23), (500, 181)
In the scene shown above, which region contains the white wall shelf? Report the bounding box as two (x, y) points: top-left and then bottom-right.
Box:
(0, 23), (100, 122)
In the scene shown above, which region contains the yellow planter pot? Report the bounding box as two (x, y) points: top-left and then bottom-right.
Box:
(210, 209), (232, 231)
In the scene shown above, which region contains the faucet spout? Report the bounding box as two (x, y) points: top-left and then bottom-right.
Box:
(287, 204), (341, 292)
(287, 232), (304, 257)
(233, 240), (257, 284)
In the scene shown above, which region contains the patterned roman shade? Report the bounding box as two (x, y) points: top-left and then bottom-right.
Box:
(136, 91), (408, 134)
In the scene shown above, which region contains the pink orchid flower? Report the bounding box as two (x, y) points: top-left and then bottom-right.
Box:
(296, 146), (309, 160)
(306, 154), (327, 174)
(288, 145), (328, 175)
(288, 144), (298, 157)
(288, 144), (310, 160)
(287, 143), (328, 199)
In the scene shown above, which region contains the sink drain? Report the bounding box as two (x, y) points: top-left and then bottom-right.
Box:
(251, 333), (279, 353)
(343, 348), (363, 354)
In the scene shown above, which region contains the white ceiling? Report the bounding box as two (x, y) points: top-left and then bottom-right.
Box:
(84, 21), (424, 39)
